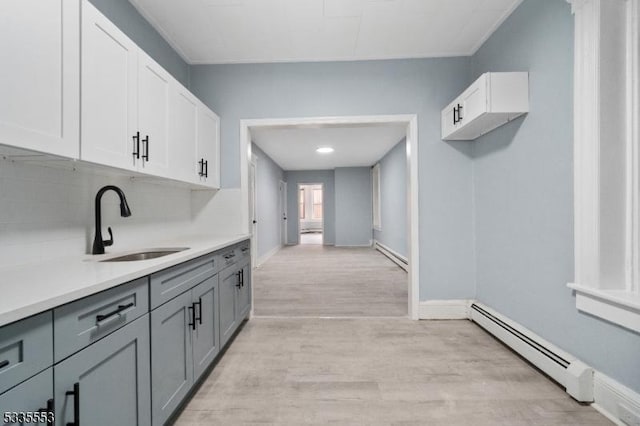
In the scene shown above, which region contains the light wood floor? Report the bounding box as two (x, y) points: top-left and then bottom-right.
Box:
(175, 318), (611, 425)
(252, 245), (408, 317)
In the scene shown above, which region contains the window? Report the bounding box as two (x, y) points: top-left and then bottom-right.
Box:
(299, 188), (305, 219)
(312, 188), (323, 219)
(568, 0), (640, 332)
(372, 164), (381, 230)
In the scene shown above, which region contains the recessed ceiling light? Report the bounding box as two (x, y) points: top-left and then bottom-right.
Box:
(316, 147), (334, 154)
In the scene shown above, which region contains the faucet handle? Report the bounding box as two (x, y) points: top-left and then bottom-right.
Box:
(104, 227), (114, 247)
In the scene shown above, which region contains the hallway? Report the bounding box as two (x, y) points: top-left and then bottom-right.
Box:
(174, 318), (610, 425)
(253, 245), (407, 317)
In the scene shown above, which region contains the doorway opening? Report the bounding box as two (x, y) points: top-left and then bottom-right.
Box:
(298, 183), (324, 245)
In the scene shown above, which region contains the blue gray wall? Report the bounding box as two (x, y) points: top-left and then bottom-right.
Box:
(374, 138), (407, 257)
(191, 58), (475, 301)
(252, 144), (284, 260)
(334, 167), (372, 247)
(284, 170), (335, 246)
(88, 0), (190, 86)
(471, 0), (640, 392)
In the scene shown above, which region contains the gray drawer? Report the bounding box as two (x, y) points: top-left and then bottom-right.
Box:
(219, 247), (239, 269)
(0, 312), (53, 395)
(235, 241), (250, 260)
(53, 277), (149, 362)
(150, 253), (216, 309)
(0, 367), (52, 419)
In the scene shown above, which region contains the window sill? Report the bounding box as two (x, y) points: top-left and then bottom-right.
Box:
(567, 283), (640, 333)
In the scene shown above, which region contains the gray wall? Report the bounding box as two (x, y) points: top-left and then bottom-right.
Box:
(374, 139), (408, 257)
(252, 145), (284, 260)
(471, 0), (640, 392)
(88, 0), (190, 86)
(334, 167), (372, 247)
(284, 170), (335, 246)
(191, 58), (475, 301)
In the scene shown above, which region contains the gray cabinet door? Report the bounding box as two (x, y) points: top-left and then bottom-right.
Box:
(0, 368), (52, 426)
(219, 266), (239, 348)
(54, 315), (151, 426)
(191, 275), (219, 382)
(150, 291), (193, 426)
(237, 260), (251, 320)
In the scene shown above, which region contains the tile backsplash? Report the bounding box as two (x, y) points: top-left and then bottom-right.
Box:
(0, 157), (196, 268)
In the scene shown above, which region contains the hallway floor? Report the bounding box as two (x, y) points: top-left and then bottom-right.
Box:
(174, 318), (611, 425)
(252, 245), (408, 317)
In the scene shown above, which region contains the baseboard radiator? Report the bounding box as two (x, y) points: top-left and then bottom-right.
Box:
(374, 241), (408, 272)
(470, 303), (594, 402)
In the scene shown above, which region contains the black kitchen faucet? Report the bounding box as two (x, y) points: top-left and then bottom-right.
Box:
(92, 185), (132, 255)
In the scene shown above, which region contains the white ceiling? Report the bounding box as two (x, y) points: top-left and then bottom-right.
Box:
(128, 0), (523, 64)
(251, 123), (407, 170)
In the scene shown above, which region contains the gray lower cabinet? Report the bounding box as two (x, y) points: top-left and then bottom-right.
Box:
(54, 314), (151, 426)
(0, 368), (53, 426)
(151, 274), (219, 426)
(219, 258), (251, 348)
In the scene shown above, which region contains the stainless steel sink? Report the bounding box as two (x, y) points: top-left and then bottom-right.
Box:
(100, 248), (189, 262)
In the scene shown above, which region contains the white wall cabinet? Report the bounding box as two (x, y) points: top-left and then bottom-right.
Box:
(0, 0), (80, 158)
(441, 72), (529, 141)
(81, 0), (219, 188)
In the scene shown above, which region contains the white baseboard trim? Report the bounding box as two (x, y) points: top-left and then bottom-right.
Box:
(592, 372), (640, 426)
(256, 245), (281, 267)
(418, 300), (471, 319)
(335, 244), (374, 248)
(374, 240), (408, 272)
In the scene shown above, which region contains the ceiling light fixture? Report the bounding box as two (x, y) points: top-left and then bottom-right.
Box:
(316, 147), (334, 154)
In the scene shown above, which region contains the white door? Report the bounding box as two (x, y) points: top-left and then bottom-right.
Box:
(279, 181), (288, 245)
(249, 160), (258, 267)
(196, 104), (220, 188)
(0, 0), (79, 158)
(137, 52), (171, 176)
(81, 1), (138, 170)
(168, 82), (198, 183)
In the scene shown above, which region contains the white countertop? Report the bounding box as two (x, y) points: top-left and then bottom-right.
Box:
(0, 234), (250, 327)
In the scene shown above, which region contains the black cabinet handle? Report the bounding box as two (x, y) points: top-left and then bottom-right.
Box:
(0, 360), (8, 369)
(132, 132), (140, 159)
(188, 305), (196, 330)
(236, 271), (242, 288)
(223, 252), (235, 260)
(38, 399), (54, 426)
(142, 135), (149, 161)
(66, 382), (79, 426)
(194, 298), (202, 325)
(96, 302), (134, 324)
(204, 160), (208, 178)
(198, 159), (205, 177)
(457, 104), (463, 121)
(453, 106), (457, 125)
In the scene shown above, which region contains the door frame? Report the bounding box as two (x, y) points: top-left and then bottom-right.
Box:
(249, 155), (258, 268)
(279, 180), (288, 246)
(240, 114), (420, 320)
(297, 183), (324, 245)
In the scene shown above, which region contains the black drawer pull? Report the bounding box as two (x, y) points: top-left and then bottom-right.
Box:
(132, 131), (140, 159)
(66, 382), (79, 426)
(236, 271), (242, 288)
(38, 399), (54, 426)
(142, 135), (149, 161)
(96, 302), (134, 323)
(224, 253), (235, 260)
(204, 160), (208, 178)
(0, 359), (8, 369)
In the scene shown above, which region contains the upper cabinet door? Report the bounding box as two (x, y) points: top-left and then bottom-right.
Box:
(197, 103), (221, 188)
(168, 83), (199, 183)
(0, 0), (80, 158)
(138, 52), (171, 176)
(460, 73), (488, 125)
(81, 0), (138, 171)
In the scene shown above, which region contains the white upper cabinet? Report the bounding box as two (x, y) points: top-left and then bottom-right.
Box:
(0, 0), (80, 158)
(168, 82), (199, 183)
(441, 72), (529, 141)
(196, 104), (220, 189)
(138, 52), (171, 177)
(81, 0), (138, 170)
